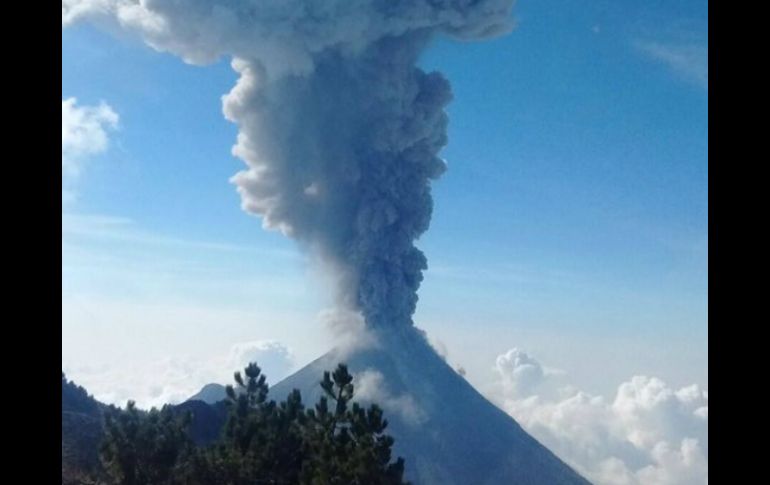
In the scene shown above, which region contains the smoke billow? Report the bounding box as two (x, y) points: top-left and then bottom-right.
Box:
(63, 0), (515, 329)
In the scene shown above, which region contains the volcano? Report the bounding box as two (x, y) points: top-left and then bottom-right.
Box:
(266, 327), (590, 485)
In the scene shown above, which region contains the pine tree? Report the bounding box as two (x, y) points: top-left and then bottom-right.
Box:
(93, 363), (409, 485)
(301, 365), (409, 485)
(99, 401), (192, 485)
(188, 363), (308, 484)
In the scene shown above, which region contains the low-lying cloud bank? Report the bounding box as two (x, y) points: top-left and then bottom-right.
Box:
(493, 348), (707, 485)
(63, 339), (295, 409)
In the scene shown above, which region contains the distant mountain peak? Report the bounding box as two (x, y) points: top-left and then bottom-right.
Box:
(187, 383), (228, 405)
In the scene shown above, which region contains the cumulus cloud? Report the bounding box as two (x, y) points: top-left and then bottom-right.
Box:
(63, 339), (295, 409)
(62, 97), (119, 177)
(62, 97), (119, 204)
(354, 369), (426, 426)
(495, 348), (546, 397)
(225, 340), (295, 382)
(493, 349), (708, 485)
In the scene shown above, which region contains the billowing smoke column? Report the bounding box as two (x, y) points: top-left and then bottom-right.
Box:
(63, 0), (515, 329)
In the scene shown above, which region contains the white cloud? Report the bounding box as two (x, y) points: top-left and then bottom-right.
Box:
(354, 369), (426, 426)
(492, 349), (707, 485)
(62, 97), (119, 177)
(495, 347), (546, 397)
(63, 339), (295, 409)
(636, 41), (708, 91)
(636, 439), (708, 485)
(226, 340), (295, 381)
(62, 0), (114, 26)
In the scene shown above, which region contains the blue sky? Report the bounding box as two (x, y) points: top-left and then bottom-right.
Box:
(62, 0), (707, 404)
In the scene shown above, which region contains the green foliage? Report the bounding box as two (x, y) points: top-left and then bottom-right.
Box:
(62, 373), (107, 483)
(94, 363), (409, 485)
(301, 365), (406, 485)
(185, 363), (307, 484)
(62, 372), (100, 416)
(99, 402), (193, 485)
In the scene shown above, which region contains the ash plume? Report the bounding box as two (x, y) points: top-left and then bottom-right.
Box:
(63, 0), (515, 329)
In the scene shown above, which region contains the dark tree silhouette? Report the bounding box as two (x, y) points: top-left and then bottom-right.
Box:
(301, 365), (407, 485)
(100, 402), (192, 485)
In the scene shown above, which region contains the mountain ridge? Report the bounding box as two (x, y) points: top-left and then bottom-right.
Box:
(262, 327), (590, 485)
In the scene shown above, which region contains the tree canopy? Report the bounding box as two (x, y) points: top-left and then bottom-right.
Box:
(93, 363), (409, 485)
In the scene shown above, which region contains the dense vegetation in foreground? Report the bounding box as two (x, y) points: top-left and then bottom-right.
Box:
(62, 364), (409, 485)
